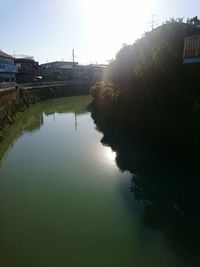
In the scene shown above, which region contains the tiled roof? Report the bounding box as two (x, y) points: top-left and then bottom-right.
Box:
(0, 50), (14, 59)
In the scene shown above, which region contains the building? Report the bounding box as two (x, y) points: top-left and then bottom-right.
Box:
(183, 35), (200, 63)
(14, 55), (40, 83)
(40, 61), (106, 82)
(40, 61), (78, 81)
(74, 64), (106, 82)
(41, 61), (79, 70)
(0, 51), (17, 82)
(73, 64), (92, 80)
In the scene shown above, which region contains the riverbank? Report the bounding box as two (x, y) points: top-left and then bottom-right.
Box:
(90, 81), (200, 174)
(29, 82), (90, 100)
(0, 86), (37, 139)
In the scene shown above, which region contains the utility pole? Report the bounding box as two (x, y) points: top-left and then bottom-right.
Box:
(72, 49), (75, 80)
(74, 112), (77, 131)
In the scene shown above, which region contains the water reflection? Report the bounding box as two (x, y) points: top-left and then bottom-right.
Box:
(92, 115), (200, 265)
(0, 96), (91, 166)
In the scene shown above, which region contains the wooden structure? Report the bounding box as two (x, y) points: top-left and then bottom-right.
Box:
(183, 35), (200, 63)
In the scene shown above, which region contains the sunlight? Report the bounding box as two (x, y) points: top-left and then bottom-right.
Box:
(104, 146), (116, 162)
(82, 0), (154, 62)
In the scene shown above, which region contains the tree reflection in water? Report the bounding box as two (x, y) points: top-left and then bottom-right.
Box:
(92, 115), (200, 265)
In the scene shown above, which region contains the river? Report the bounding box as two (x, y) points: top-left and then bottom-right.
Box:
(0, 95), (198, 267)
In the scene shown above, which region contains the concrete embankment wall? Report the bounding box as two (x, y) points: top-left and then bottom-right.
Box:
(29, 83), (91, 100)
(0, 82), (16, 91)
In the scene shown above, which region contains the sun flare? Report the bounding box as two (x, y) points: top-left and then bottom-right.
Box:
(82, 0), (154, 62)
(105, 147), (116, 162)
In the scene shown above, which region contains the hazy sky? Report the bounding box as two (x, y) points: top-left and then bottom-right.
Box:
(1, 0), (199, 64)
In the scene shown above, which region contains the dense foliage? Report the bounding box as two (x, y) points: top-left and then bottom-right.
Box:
(91, 18), (200, 171)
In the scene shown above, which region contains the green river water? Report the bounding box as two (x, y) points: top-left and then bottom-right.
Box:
(0, 96), (198, 267)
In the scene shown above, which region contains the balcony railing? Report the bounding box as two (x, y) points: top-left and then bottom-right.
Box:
(183, 35), (200, 59)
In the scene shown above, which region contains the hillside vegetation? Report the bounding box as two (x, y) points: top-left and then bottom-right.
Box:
(91, 18), (200, 171)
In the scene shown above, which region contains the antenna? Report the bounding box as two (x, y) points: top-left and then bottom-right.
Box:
(149, 14), (156, 31)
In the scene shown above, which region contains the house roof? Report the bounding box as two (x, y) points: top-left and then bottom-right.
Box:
(0, 50), (14, 59)
(41, 61), (78, 69)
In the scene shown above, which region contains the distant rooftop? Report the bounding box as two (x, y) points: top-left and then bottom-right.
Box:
(0, 50), (14, 59)
(41, 61), (79, 69)
(14, 54), (34, 60)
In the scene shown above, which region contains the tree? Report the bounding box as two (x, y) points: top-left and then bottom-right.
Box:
(187, 16), (200, 29)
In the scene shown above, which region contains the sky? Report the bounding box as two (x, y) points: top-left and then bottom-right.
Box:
(1, 0), (199, 64)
